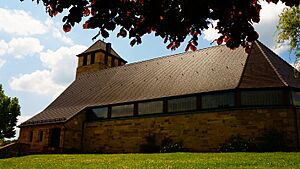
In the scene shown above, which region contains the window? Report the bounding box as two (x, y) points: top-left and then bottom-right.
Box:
(82, 55), (88, 66)
(114, 59), (119, 67)
(111, 57), (115, 67)
(202, 92), (235, 109)
(292, 91), (300, 106)
(111, 104), (134, 118)
(90, 53), (95, 64)
(108, 56), (112, 67)
(29, 131), (33, 142)
(241, 90), (284, 106)
(139, 100), (163, 115)
(168, 96), (197, 112)
(87, 107), (108, 121)
(39, 131), (43, 142)
(104, 55), (108, 65)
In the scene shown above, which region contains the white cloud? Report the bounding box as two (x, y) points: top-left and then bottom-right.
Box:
(0, 38), (44, 59)
(45, 19), (74, 45)
(7, 37), (44, 59)
(10, 70), (65, 97)
(0, 40), (8, 55)
(0, 8), (47, 36)
(0, 58), (6, 68)
(17, 115), (32, 126)
(254, 1), (286, 52)
(9, 45), (86, 98)
(40, 45), (86, 85)
(273, 42), (290, 55)
(202, 21), (220, 42)
(202, 2), (287, 53)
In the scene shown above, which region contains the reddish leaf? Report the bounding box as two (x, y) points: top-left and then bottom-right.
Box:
(190, 44), (197, 51)
(167, 42), (174, 49)
(83, 22), (89, 29)
(83, 8), (90, 17)
(63, 23), (71, 32)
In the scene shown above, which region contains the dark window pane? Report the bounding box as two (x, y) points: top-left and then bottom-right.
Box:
(90, 53), (95, 64)
(29, 131), (33, 142)
(292, 91), (300, 106)
(241, 90), (284, 106)
(139, 101), (163, 115)
(202, 92), (235, 109)
(83, 55), (88, 66)
(168, 97), (196, 112)
(49, 128), (61, 148)
(39, 131), (43, 142)
(111, 104), (134, 118)
(93, 107), (108, 118)
(111, 57), (115, 67)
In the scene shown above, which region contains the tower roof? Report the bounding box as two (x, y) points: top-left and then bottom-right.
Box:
(20, 41), (300, 126)
(77, 40), (126, 62)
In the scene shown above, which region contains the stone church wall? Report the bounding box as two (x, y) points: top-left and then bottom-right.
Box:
(83, 108), (300, 153)
(18, 112), (86, 153)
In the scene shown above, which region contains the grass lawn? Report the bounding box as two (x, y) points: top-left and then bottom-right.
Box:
(0, 152), (299, 169)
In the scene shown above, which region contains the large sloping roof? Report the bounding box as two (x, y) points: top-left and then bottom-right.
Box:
(20, 41), (300, 126)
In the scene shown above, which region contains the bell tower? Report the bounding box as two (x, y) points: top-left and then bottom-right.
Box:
(76, 40), (127, 78)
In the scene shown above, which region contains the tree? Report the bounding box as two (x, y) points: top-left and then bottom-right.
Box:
(21, 0), (299, 52)
(276, 6), (299, 58)
(0, 84), (21, 140)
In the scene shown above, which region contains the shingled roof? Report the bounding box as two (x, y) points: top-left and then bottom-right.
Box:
(20, 41), (300, 126)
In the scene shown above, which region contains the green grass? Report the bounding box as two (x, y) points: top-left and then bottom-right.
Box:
(0, 153), (300, 169)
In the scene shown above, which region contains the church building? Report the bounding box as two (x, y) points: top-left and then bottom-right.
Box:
(18, 40), (300, 153)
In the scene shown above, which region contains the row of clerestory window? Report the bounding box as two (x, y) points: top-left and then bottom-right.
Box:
(82, 52), (123, 67)
(86, 89), (300, 121)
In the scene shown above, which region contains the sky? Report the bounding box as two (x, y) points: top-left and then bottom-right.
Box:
(0, 1), (292, 138)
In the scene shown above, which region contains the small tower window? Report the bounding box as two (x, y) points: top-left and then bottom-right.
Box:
(90, 53), (95, 64)
(83, 55), (88, 66)
(111, 57), (115, 67)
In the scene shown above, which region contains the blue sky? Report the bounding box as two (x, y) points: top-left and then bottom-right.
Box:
(0, 1), (293, 137)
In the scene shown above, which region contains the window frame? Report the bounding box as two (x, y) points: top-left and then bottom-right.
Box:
(138, 100), (164, 115)
(111, 104), (134, 118)
(201, 91), (235, 109)
(167, 96), (197, 113)
(240, 89), (286, 107)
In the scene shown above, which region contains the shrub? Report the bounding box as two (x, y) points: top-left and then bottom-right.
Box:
(140, 134), (160, 153)
(140, 134), (184, 153)
(219, 135), (256, 152)
(257, 128), (287, 152)
(160, 137), (183, 153)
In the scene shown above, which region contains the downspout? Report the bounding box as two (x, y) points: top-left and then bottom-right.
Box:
(62, 123), (66, 152)
(80, 119), (86, 152)
(294, 107), (300, 151)
(291, 89), (300, 151)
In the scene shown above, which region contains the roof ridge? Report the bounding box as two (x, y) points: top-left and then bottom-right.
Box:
(254, 41), (288, 86)
(236, 43), (252, 88)
(128, 44), (225, 66)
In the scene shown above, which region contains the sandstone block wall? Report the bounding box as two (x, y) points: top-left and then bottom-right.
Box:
(18, 112), (86, 153)
(83, 108), (300, 153)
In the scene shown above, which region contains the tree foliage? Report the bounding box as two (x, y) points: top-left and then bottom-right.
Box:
(0, 85), (21, 140)
(21, 0), (299, 52)
(276, 6), (300, 58)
